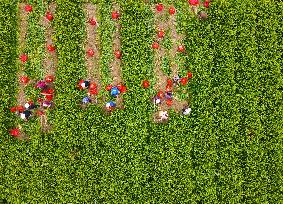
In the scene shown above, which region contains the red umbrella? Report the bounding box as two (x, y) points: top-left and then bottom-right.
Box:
(106, 84), (112, 91)
(10, 107), (17, 113)
(47, 88), (55, 94)
(89, 88), (98, 95)
(45, 94), (53, 101)
(89, 82), (97, 89)
(114, 50), (122, 59)
(17, 106), (25, 112)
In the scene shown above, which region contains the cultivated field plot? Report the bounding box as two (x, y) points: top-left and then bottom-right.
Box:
(0, 0), (282, 203)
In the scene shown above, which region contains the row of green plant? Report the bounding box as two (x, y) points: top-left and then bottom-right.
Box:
(1, 0), (282, 203)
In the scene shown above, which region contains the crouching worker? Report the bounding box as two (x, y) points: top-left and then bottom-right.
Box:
(42, 101), (53, 108)
(105, 101), (116, 112)
(24, 101), (38, 110)
(182, 106), (192, 115)
(80, 96), (91, 109)
(78, 80), (91, 90)
(82, 96), (91, 104)
(153, 110), (169, 123)
(20, 110), (32, 121)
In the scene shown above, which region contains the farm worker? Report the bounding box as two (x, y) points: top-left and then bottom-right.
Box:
(158, 110), (168, 121)
(182, 106), (192, 115)
(78, 80), (91, 90)
(153, 96), (162, 105)
(110, 86), (120, 97)
(105, 101), (116, 111)
(165, 92), (173, 99)
(36, 80), (47, 89)
(173, 75), (180, 85)
(20, 110), (32, 120)
(82, 96), (91, 104)
(198, 11), (208, 20)
(42, 101), (52, 108)
(24, 101), (37, 110)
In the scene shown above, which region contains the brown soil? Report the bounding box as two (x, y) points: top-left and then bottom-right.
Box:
(151, 5), (167, 123)
(40, 2), (57, 132)
(40, 114), (52, 132)
(83, 3), (102, 103)
(41, 2), (57, 77)
(152, 4), (188, 123)
(17, 3), (28, 106)
(110, 3), (123, 109)
(151, 6), (167, 92)
(168, 12), (188, 112)
(191, 5), (199, 16)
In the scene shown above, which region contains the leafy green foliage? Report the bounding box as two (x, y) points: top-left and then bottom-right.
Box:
(1, 0), (282, 203)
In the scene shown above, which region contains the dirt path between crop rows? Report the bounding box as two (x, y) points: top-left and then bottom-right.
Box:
(15, 3), (30, 140)
(168, 9), (188, 113)
(17, 3), (28, 107)
(83, 3), (101, 104)
(40, 2), (57, 132)
(151, 5), (168, 123)
(110, 3), (124, 109)
(152, 5), (167, 92)
(152, 4), (187, 122)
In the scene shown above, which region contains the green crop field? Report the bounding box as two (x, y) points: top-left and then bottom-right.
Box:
(0, 0), (282, 203)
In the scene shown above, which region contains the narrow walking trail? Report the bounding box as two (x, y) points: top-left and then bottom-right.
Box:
(40, 2), (57, 132)
(110, 3), (124, 109)
(83, 3), (101, 104)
